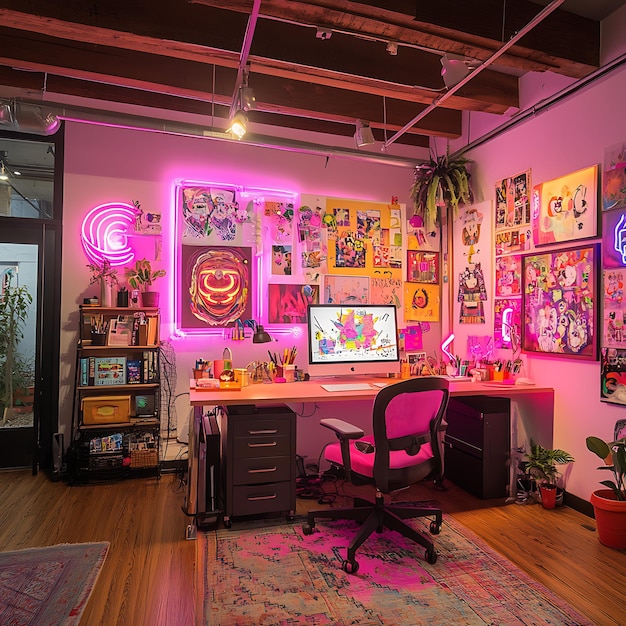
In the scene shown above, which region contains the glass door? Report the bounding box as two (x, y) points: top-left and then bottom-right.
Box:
(0, 239), (38, 467)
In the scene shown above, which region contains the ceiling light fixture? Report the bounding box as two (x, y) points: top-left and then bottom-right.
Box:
(440, 53), (478, 89)
(354, 119), (375, 147)
(315, 27), (332, 40)
(228, 110), (248, 139)
(386, 41), (398, 56)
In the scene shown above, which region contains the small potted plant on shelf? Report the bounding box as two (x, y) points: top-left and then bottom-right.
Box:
(87, 258), (118, 307)
(525, 442), (575, 509)
(126, 258), (166, 308)
(586, 435), (626, 549)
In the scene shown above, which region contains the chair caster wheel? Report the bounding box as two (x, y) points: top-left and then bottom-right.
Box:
(430, 521), (441, 534)
(425, 548), (438, 564)
(224, 517), (232, 529)
(302, 522), (315, 535)
(342, 559), (359, 574)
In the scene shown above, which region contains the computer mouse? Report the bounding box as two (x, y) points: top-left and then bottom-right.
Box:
(515, 377), (534, 385)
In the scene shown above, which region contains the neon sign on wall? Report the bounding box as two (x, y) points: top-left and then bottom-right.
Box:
(80, 201), (137, 267)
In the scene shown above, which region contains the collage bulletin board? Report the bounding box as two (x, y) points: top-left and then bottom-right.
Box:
(173, 183), (442, 350)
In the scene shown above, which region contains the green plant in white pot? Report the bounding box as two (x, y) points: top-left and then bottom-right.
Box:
(126, 258), (166, 308)
(586, 436), (626, 549)
(525, 442), (575, 509)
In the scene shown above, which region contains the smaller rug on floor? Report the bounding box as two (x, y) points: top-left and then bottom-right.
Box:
(203, 514), (592, 625)
(0, 541), (109, 626)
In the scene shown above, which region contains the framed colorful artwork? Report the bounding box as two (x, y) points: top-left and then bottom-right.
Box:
(602, 207), (626, 268)
(532, 165), (598, 246)
(268, 283), (319, 324)
(522, 244), (599, 359)
(495, 254), (521, 297)
(404, 283), (440, 322)
(600, 347), (626, 404)
(494, 298), (522, 350)
(603, 268), (626, 348)
(323, 275), (369, 304)
(602, 141), (626, 211)
(495, 170), (531, 230)
(406, 251), (439, 283)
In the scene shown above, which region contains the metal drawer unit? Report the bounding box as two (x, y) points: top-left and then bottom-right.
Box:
(219, 404), (296, 527)
(444, 396), (510, 499)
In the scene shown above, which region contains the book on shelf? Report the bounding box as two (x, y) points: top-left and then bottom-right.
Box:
(94, 356), (127, 385)
(107, 315), (133, 346)
(127, 359), (142, 384)
(147, 316), (158, 345)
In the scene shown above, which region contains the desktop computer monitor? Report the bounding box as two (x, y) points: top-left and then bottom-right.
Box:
(306, 304), (400, 378)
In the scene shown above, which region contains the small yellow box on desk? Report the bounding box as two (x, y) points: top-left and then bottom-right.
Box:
(82, 395), (131, 425)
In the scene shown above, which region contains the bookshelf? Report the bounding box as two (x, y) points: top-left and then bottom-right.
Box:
(69, 305), (161, 480)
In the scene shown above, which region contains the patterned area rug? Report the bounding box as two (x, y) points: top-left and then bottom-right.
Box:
(0, 542), (109, 626)
(203, 514), (591, 625)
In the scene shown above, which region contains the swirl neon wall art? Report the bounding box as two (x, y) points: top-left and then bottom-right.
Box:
(81, 201), (137, 267)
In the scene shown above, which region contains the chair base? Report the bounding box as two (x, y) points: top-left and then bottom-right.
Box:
(303, 491), (441, 572)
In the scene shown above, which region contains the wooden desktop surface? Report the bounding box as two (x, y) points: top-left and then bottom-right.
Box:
(189, 377), (553, 407)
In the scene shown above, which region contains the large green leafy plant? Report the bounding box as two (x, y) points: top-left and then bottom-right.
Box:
(586, 436), (626, 501)
(409, 154), (473, 229)
(0, 284), (33, 422)
(126, 258), (166, 292)
(525, 442), (575, 486)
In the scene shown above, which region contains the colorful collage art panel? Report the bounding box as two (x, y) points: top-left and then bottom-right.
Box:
(493, 171), (530, 344)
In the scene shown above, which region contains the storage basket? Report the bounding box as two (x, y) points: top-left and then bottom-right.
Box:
(130, 449), (158, 468)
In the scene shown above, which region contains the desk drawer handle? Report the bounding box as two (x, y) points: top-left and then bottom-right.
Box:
(248, 494), (277, 501)
(249, 429), (278, 435)
(248, 441), (277, 448)
(249, 466), (277, 474)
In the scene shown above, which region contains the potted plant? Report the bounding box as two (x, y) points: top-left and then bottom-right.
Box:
(87, 258), (118, 307)
(586, 435), (626, 549)
(409, 152), (474, 230)
(0, 284), (33, 424)
(525, 442), (575, 509)
(126, 258), (166, 308)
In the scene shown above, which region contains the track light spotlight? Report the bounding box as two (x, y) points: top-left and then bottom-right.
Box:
(354, 119), (375, 147)
(228, 110), (248, 140)
(240, 86), (256, 111)
(440, 54), (476, 89)
(386, 41), (398, 56)
(0, 162), (8, 181)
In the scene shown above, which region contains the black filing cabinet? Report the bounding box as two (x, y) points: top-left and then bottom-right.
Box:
(444, 396), (510, 499)
(218, 404), (296, 526)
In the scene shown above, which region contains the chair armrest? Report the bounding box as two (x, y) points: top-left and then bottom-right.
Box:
(320, 418), (364, 439)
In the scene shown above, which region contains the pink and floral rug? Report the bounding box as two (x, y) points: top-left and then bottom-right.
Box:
(204, 514), (591, 625)
(0, 542), (109, 625)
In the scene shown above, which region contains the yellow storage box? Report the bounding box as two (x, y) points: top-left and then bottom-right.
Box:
(82, 395), (131, 425)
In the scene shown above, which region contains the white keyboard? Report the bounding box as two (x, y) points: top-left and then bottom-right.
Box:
(321, 383), (373, 392)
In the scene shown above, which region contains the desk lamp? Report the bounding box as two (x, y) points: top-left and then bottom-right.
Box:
(243, 319), (273, 343)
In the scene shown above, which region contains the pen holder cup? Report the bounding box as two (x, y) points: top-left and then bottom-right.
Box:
(91, 331), (107, 346)
(492, 370), (510, 382)
(284, 365), (296, 383)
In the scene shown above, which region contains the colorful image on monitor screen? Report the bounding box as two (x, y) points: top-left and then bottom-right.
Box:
(307, 304), (400, 377)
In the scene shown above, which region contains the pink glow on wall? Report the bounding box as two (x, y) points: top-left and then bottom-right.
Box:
(81, 201), (136, 266)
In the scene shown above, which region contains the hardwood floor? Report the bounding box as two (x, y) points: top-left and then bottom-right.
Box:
(0, 469), (623, 625)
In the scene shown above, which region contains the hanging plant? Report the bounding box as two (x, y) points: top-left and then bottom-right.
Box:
(409, 152), (474, 229)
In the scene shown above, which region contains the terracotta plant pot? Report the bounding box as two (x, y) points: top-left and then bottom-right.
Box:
(590, 489), (626, 549)
(539, 484), (557, 509)
(140, 291), (159, 308)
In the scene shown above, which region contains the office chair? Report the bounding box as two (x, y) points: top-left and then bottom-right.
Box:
(302, 377), (450, 573)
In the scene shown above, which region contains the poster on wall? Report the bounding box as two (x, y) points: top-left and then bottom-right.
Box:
(522, 244), (598, 359)
(495, 170), (531, 230)
(601, 347), (626, 404)
(404, 283), (440, 322)
(495, 254), (521, 297)
(494, 297), (522, 349)
(406, 251), (439, 284)
(532, 165), (598, 246)
(323, 275), (369, 304)
(602, 140), (626, 211)
(268, 283), (319, 323)
(603, 268), (626, 347)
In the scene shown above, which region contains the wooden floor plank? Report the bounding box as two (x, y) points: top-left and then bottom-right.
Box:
(0, 469), (623, 625)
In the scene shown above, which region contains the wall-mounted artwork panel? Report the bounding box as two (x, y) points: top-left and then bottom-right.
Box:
(532, 165), (598, 246)
(522, 244), (598, 359)
(602, 141), (626, 211)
